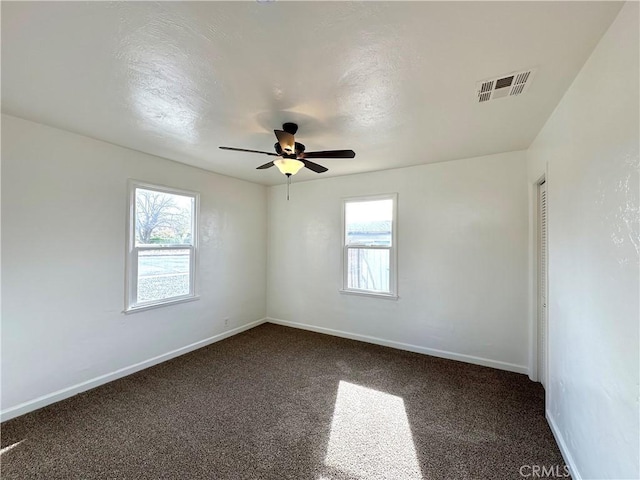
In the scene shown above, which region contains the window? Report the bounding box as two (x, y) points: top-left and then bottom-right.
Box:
(342, 193), (397, 298)
(126, 181), (199, 312)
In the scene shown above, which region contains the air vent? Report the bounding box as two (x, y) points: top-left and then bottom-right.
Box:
(476, 68), (536, 103)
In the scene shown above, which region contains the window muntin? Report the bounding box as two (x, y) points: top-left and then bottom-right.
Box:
(126, 182), (198, 312)
(342, 194), (397, 297)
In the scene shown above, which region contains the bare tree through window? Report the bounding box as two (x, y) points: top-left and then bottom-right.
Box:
(127, 184), (198, 311)
(135, 189), (192, 245)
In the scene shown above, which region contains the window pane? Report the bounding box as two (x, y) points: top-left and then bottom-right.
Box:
(137, 249), (190, 303)
(135, 188), (194, 246)
(345, 199), (392, 246)
(347, 248), (390, 293)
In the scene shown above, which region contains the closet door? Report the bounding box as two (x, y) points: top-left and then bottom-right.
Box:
(538, 180), (548, 388)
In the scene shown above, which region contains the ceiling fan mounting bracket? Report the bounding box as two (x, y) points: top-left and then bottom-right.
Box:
(282, 122), (298, 135)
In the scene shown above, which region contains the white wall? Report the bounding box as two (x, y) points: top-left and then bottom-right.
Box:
(268, 151), (529, 373)
(527, 3), (639, 478)
(1, 114), (267, 417)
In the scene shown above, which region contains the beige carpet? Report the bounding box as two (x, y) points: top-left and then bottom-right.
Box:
(1, 323), (568, 479)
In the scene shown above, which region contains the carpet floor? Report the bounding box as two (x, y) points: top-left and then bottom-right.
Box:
(1, 323), (567, 479)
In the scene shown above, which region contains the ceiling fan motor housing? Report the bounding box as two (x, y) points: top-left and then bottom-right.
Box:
(274, 141), (305, 158)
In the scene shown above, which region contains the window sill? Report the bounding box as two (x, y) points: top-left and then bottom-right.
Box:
(124, 295), (200, 314)
(339, 289), (399, 300)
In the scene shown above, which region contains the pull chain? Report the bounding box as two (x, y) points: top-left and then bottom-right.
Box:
(286, 173), (291, 200)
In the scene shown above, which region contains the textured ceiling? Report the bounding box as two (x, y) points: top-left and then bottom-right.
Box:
(1, 1), (622, 185)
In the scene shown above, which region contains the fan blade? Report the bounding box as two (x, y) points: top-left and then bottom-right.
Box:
(219, 146), (278, 156)
(302, 159), (328, 173)
(302, 150), (356, 159)
(274, 130), (296, 154)
(256, 161), (275, 169)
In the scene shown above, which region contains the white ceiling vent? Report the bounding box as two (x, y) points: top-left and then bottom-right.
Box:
(476, 68), (536, 103)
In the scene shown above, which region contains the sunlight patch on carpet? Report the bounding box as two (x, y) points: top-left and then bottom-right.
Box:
(0, 441), (24, 456)
(324, 381), (422, 480)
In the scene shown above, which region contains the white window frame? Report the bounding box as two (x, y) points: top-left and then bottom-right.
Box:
(125, 180), (200, 313)
(340, 193), (398, 299)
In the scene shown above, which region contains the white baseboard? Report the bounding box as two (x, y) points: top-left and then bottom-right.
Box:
(546, 410), (582, 480)
(1, 318), (268, 422)
(266, 317), (528, 375)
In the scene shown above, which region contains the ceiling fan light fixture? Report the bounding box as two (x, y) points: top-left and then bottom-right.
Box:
(274, 158), (304, 176)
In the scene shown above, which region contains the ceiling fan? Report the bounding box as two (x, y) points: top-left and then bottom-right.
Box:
(219, 122), (356, 177)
